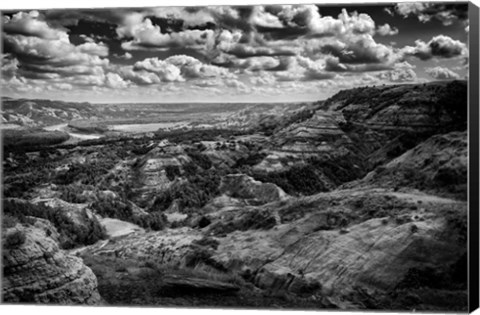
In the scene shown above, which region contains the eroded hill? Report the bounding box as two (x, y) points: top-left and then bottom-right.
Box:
(1, 81), (468, 310)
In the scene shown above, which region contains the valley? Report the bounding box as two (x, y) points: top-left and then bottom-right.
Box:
(1, 80), (468, 311)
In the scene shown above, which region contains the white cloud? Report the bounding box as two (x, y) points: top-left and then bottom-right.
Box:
(2, 11), (68, 40)
(105, 72), (129, 89)
(117, 14), (215, 51)
(425, 66), (460, 80)
(377, 24), (399, 36)
(402, 35), (468, 60)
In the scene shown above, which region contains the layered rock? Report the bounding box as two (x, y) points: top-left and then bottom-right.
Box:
(74, 227), (203, 266)
(353, 131), (468, 199)
(255, 215), (463, 297)
(219, 174), (287, 205)
(2, 224), (101, 304)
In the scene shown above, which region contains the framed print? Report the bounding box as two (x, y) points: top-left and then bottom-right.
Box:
(1, 0), (479, 313)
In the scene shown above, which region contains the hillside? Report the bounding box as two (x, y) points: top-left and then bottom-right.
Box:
(1, 81), (468, 310)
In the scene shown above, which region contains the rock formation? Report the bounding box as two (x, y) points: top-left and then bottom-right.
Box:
(2, 223), (101, 304)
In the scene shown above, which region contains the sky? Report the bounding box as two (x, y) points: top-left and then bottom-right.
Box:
(1, 2), (470, 103)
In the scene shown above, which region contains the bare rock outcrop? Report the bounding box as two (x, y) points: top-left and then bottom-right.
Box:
(354, 131), (467, 199)
(219, 174), (287, 204)
(2, 224), (101, 304)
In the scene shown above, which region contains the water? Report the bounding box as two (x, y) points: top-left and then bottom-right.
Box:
(44, 123), (103, 140)
(109, 122), (187, 133)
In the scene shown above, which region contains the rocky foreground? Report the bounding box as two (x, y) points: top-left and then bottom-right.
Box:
(1, 81), (468, 310)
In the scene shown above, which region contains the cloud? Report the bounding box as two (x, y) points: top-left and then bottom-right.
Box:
(120, 55), (234, 85)
(214, 29), (297, 58)
(117, 13), (215, 50)
(295, 56), (336, 81)
(324, 56), (393, 72)
(113, 52), (133, 60)
(1, 55), (19, 80)
(221, 56), (281, 71)
(133, 58), (183, 82)
(250, 6), (283, 28)
(318, 34), (398, 65)
(165, 55), (234, 79)
(377, 69), (417, 82)
(402, 35), (468, 60)
(117, 66), (161, 85)
(395, 3), (468, 26)
(105, 72), (129, 89)
(376, 24), (398, 36)
(282, 6), (375, 36)
(249, 71), (276, 85)
(2, 11), (67, 40)
(425, 66), (460, 80)
(2, 10), (111, 90)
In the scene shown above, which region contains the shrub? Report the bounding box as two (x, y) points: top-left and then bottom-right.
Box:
(3, 199), (106, 249)
(192, 236), (220, 250)
(2, 215), (19, 228)
(150, 171), (221, 212)
(91, 197), (166, 231)
(187, 152), (212, 170)
(4, 230), (26, 249)
(165, 165), (181, 181)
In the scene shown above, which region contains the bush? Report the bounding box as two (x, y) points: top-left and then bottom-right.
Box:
(165, 165), (181, 181)
(91, 197), (166, 231)
(4, 230), (26, 249)
(2, 215), (19, 228)
(187, 152), (212, 170)
(150, 171), (221, 212)
(3, 199), (106, 249)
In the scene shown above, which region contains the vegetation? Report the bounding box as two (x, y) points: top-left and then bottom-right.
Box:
(150, 171), (222, 212)
(3, 199), (106, 249)
(4, 230), (27, 249)
(90, 197), (167, 231)
(3, 129), (69, 148)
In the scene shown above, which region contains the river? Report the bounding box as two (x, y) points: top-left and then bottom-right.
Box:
(43, 123), (103, 140)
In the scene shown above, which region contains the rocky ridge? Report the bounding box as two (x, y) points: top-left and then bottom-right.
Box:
(2, 223), (101, 304)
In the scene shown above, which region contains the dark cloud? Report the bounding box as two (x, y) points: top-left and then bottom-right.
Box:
(222, 43), (296, 58)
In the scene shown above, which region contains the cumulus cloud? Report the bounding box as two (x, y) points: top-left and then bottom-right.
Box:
(318, 34), (398, 65)
(165, 55), (234, 79)
(377, 69), (417, 82)
(117, 13), (215, 50)
(276, 5), (376, 36)
(2, 11), (67, 40)
(324, 56), (393, 72)
(402, 35), (468, 60)
(214, 29), (298, 58)
(223, 56), (281, 71)
(250, 6), (283, 28)
(2, 9), (111, 91)
(118, 55), (235, 85)
(1, 55), (19, 80)
(113, 52), (133, 60)
(395, 3), (468, 26)
(133, 58), (183, 82)
(105, 73), (129, 89)
(425, 66), (460, 80)
(377, 24), (399, 36)
(117, 66), (161, 85)
(0, 5), (470, 101)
